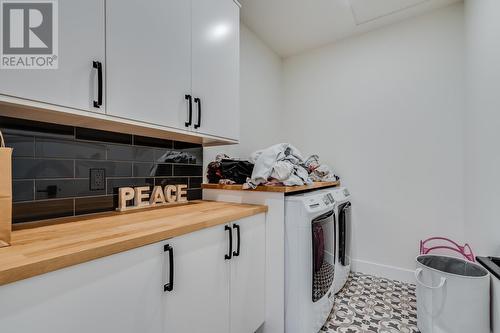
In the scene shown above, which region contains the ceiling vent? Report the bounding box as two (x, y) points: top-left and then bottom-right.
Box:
(349, 0), (429, 25)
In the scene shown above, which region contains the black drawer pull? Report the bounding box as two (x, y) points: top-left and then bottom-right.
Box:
(233, 224), (240, 257)
(93, 61), (103, 108)
(194, 97), (201, 129)
(225, 225), (232, 260)
(164, 244), (174, 292)
(185, 95), (193, 127)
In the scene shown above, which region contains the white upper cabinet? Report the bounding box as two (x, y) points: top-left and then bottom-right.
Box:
(0, 0), (240, 142)
(0, 0), (105, 112)
(107, 0), (240, 140)
(106, 0), (192, 129)
(191, 0), (240, 140)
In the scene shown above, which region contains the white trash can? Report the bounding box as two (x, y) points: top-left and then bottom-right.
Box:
(415, 255), (490, 333)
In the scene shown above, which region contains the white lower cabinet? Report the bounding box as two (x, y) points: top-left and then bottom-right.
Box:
(164, 214), (266, 333)
(164, 223), (231, 333)
(230, 215), (266, 333)
(0, 213), (266, 333)
(0, 239), (165, 333)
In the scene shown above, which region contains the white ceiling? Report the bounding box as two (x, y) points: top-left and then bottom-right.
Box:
(239, 0), (462, 57)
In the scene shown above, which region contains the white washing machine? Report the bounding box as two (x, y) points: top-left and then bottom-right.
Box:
(323, 187), (352, 294)
(284, 190), (336, 333)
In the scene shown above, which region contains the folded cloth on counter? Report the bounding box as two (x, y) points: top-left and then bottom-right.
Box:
(244, 143), (312, 189)
(304, 155), (339, 182)
(218, 179), (236, 185)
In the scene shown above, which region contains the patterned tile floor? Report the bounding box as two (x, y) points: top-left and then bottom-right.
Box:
(321, 272), (419, 333)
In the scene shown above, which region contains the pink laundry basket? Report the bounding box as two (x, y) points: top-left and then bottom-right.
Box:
(419, 237), (475, 262)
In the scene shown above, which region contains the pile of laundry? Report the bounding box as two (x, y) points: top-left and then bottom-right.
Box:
(206, 144), (339, 189)
(207, 154), (255, 185)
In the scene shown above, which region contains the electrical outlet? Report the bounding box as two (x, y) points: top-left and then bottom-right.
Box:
(90, 168), (106, 191)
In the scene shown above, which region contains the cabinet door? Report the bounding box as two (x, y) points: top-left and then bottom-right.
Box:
(164, 224), (231, 333)
(0, 0), (105, 112)
(0, 242), (165, 333)
(191, 0), (240, 140)
(231, 214), (266, 333)
(106, 0), (191, 130)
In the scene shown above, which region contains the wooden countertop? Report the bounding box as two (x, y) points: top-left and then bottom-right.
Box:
(202, 181), (340, 193)
(0, 201), (267, 286)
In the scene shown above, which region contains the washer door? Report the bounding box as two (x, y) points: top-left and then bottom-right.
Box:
(311, 210), (335, 302)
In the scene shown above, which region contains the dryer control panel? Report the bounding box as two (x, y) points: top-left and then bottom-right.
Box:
(305, 194), (334, 212)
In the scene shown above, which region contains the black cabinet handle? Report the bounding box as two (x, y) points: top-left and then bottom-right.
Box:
(233, 224), (240, 257)
(93, 61), (103, 108)
(185, 95), (193, 127)
(194, 97), (201, 129)
(225, 225), (232, 260)
(164, 244), (174, 292)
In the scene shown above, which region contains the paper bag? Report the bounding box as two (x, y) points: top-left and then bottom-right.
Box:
(0, 130), (12, 247)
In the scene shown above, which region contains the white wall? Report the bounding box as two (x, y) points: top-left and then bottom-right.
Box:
(282, 4), (465, 278)
(204, 25), (283, 171)
(464, 0), (500, 257)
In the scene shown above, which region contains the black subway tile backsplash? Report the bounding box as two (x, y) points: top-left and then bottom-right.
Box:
(36, 138), (107, 160)
(132, 163), (155, 177)
(75, 160), (133, 178)
(35, 179), (106, 200)
(13, 199), (75, 223)
(154, 149), (200, 164)
(151, 164), (173, 177)
(133, 162), (173, 177)
(155, 177), (189, 187)
(0, 116), (74, 138)
(187, 189), (202, 201)
(134, 135), (173, 149)
(13, 159), (74, 179)
(75, 196), (117, 216)
(1, 117), (203, 223)
(107, 144), (155, 162)
(76, 127), (132, 145)
(107, 178), (155, 195)
(4, 135), (34, 157)
(189, 177), (203, 189)
(173, 141), (200, 150)
(173, 165), (203, 177)
(12, 180), (34, 202)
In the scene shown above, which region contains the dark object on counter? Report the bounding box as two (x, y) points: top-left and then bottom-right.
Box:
(207, 160), (224, 183)
(207, 158), (254, 184)
(220, 159), (254, 184)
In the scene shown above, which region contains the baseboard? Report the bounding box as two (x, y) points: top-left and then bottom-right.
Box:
(351, 259), (415, 284)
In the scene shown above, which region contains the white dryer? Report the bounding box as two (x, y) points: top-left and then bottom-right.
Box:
(284, 190), (336, 333)
(324, 187), (352, 294)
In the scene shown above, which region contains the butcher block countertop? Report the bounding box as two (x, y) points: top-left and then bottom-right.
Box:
(0, 201), (267, 286)
(202, 181), (340, 193)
